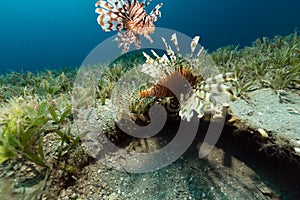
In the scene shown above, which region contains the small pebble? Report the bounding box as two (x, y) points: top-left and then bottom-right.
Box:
(294, 147), (300, 153)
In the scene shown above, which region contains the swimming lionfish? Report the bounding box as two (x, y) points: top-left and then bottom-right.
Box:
(95, 0), (163, 53)
(139, 33), (237, 121)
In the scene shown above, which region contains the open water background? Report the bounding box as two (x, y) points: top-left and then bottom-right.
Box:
(0, 0), (299, 73)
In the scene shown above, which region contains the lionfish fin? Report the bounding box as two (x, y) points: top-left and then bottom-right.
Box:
(150, 3), (163, 21)
(161, 37), (173, 55)
(96, 0), (125, 12)
(141, 51), (174, 78)
(142, 52), (153, 63)
(95, 0), (127, 31)
(171, 33), (181, 57)
(162, 37), (177, 62)
(143, 0), (152, 7)
(203, 73), (237, 84)
(179, 91), (205, 121)
(151, 50), (161, 59)
(96, 9), (119, 31)
(199, 84), (236, 100)
(95, 1), (113, 10)
(190, 36), (200, 58)
(196, 46), (204, 57)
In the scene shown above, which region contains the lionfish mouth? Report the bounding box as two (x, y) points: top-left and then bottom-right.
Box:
(95, 0), (163, 52)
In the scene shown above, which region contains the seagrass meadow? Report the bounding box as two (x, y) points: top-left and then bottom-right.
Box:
(0, 32), (300, 199)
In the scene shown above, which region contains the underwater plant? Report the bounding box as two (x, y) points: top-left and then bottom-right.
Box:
(0, 96), (49, 166)
(95, 0), (163, 52)
(0, 67), (76, 102)
(0, 94), (82, 172)
(95, 50), (147, 105)
(212, 31), (300, 93)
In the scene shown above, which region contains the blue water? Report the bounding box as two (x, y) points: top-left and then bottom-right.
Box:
(0, 0), (299, 73)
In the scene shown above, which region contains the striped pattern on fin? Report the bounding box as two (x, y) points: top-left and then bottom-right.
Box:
(150, 3), (163, 21)
(171, 33), (181, 57)
(179, 91), (205, 121)
(202, 73), (237, 84)
(141, 52), (173, 80)
(95, 0), (127, 31)
(190, 36), (200, 58)
(161, 37), (177, 62)
(159, 97), (180, 120)
(199, 84), (236, 100)
(143, 0), (152, 7)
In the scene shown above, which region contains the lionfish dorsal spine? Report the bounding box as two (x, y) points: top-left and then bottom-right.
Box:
(161, 37), (177, 63)
(151, 49), (161, 59)
(161, 37), (169, 50)
(143, 0), (152, 7)
(190, 36), (200, 59)
(160, 54), (171, 66)
(142, 52), (153, 63)
(171, 33), (182, 57)
(196, 46), (204, 57)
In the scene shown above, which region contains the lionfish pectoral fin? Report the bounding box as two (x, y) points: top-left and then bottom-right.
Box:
(95, 1), (113, 10)
(95, 0), (129, 32)
(144, 34), (153, 43)
(95, 0), (125, 12)
(143, 0), (153, 7)
(95, 7), (120, 31)
(150, 3), (163, 21)
(134, 34), (141, 49)
(108, 0), (127, 9)
(204, 73), (237, 84)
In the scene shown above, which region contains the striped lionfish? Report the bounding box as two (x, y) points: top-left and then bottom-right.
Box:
(138, 33), (237, 121)
(95, 0), (163, 53)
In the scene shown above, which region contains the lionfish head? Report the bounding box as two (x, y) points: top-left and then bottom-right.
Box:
(95, 0), (163, 53)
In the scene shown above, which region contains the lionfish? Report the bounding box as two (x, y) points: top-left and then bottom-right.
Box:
(139, 33), (237, 121)
(95, 0), (163, 53)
